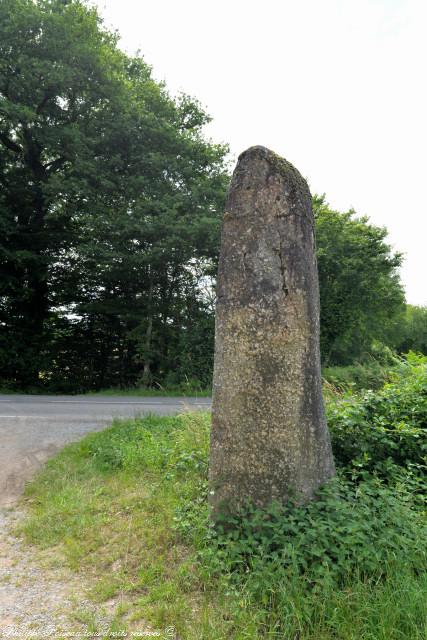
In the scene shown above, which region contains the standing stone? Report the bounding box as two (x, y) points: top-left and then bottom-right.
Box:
(209, 146), (335, 517)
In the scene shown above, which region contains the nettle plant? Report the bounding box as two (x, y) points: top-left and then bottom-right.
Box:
(327, 352), (427, 476)
(174, 354), (427, 589)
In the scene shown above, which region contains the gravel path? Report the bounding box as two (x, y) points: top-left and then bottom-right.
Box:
(0, 395), (209, 638)
(0, 508), (92, 638)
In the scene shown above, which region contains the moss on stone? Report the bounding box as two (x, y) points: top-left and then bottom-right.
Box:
(238, 145), (310, 197)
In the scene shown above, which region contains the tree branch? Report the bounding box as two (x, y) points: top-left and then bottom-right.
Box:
(36, 85), (59, 115)
(36, 94), (51, 115)
(45, 156), (67, 174)
(0, 131), (22, 154)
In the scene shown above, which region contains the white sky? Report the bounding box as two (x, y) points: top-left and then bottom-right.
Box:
(93, 0), (426, 305)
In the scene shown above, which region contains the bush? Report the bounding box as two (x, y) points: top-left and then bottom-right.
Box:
(322, 361), (395, 391)
(202, 475), (425, 590)
(327, 353), (427, 475)
(21, 354), (427, 639)
(175, 354), (427, 595)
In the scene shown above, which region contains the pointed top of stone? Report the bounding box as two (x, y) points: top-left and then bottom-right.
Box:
(235, 145), (311, 198)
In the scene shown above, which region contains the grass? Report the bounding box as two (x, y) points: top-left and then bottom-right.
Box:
(18, 404), (427, 639)
(322, 363), (394, 392)
(86, 386), (211, 397)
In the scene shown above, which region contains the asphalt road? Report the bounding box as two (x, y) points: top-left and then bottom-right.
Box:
(0, 394), (211, 506)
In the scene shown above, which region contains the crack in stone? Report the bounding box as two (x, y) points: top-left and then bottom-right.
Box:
(274, 245), (289, 296)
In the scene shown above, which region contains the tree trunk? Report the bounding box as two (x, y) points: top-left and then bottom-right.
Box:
(17, 179), (49, 387)
(141, 276), (154, 386)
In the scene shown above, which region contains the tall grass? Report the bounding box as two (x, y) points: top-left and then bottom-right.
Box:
(18, 355), (427, 638)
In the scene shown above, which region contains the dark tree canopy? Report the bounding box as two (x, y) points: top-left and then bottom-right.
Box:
(0, 0), (228, 389)
(0, 0), (409, 390)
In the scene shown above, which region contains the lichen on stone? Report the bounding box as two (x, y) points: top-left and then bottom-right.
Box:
(209, 145), (335, 519)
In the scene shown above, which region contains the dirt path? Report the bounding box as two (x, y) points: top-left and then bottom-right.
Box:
(0, 397), (198, 637)
(0, 506), (135, 639)
(0, 508), (91, 638)
(0, 507), (171, 638)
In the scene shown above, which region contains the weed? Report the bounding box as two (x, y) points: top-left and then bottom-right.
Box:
(18, 356), (427, 638)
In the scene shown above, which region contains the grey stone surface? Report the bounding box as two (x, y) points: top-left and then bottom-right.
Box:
(209, 146), (335, 515)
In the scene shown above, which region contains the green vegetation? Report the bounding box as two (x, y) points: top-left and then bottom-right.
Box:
(0, 384), (211, 397)
(314, 195), (405, 365)
(394, 305), (427, 355)
(321, 344), (400, 391)
(20, 355), (427, 638)
(2, 0), (424, 395)
(323, 361), (394, 391)
(0, 0), (227, 392)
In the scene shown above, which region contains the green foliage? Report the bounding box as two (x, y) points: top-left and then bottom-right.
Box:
(314, 195), (405, 365)
(205, 476), (425, 588)
(394, 304), (427, 355)
(327, 353), (427, 474)
(20, 356), (427, 638)
(84, 412), (209, 476)
(323, 361), (395, 391)
(0, 0), (408, 390)
(169, 308), (216, 388)
(0, 0), (228, 390)
(88, 384), (211, 397)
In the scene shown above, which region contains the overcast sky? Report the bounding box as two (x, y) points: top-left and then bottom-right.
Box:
(93, 0), (426, 305)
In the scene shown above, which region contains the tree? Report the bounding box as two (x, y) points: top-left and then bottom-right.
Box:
(314, 195), (405, 365)
(394, 305), (427, 355)
(0, 0), (228, 388)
